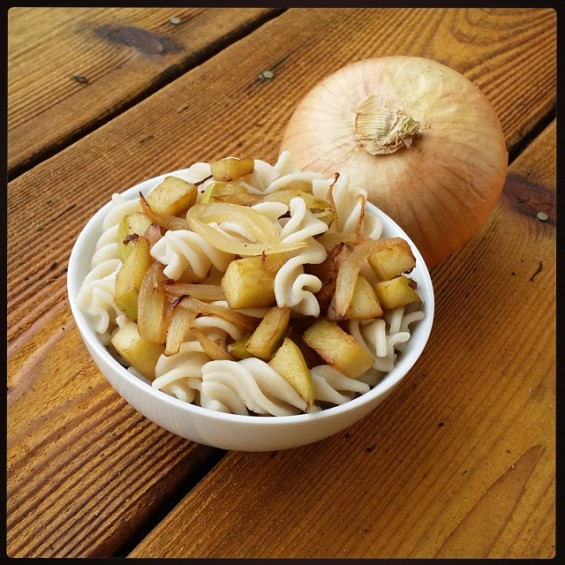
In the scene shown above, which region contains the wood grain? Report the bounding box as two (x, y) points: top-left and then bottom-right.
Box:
(128, 121), (555, 559)
(7, 7), (556, 348)
(8, 7), (279, 175)
(7, 7), (556, 559)
(7, 305), (223, 558)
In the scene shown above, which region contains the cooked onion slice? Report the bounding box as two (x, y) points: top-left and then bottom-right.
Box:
(190, 327), (235, 361)
(327, 237), (394, 321)
(177, 296), (258, 333)
(186, 203), (307, 256)
(144, 223), (164, 248)
(317, 231), (358, 252)
(165, 307), (196, 356)
(138, 262), (171, 343)
(164, 282), (225, 301)
(188, 203), (279, 240)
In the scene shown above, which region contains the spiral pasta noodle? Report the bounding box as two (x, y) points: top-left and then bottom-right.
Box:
(194, 358), (371, 415)
(76, 194), (138, 341)
(313, 169), (383, 240)
(347, 304), (424, 385)
(150, 229), (234, 281)
(274, 198), (329, 317)
(198, 357), (308, 416)
(152, 301), (247, 402)
(311, 365), (370, 405)
(153, 341), (209, 403)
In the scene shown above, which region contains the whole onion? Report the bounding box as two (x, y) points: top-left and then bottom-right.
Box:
(281, 56), (508, 267)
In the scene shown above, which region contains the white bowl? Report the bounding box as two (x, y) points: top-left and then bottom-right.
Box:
(67, 169), (434, 452)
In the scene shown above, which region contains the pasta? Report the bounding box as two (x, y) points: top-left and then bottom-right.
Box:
(78, 153), (425, 416)
(76, 193), (138, 341)
(153, 341), (209, 403)
(314, 169), (383, 240)
(311, 365), (370, 405)
(150, 229), (234, 281)
(347, 303), (425, 385)
(198, 357), (307, 416)
(274, 198), (328, 317)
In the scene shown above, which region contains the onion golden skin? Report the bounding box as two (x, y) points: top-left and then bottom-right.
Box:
(281, 56), (508, 267)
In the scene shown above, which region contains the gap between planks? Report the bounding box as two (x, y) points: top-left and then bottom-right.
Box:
(7, 9), (286, 182)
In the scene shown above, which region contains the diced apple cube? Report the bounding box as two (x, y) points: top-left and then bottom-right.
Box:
(344, 275), (383, 320)
(373, 275), (422, 310)
(210, 158), (255, 182)
(111, 321), (165, 380)
(146, 176), (197, 216)
(114, 236), (152, 321)
(246, 306), (291, 361)
(302, 318), (374, 379)
(368, 237), (416, 280)
(269, 338), (314, 410)
(221, 256), (277, 309)
(117, 213), (152, 262)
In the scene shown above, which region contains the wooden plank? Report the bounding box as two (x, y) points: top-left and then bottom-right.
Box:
(7, 7), (556, 348)
(7, 313), (223, 558)
(7, 7), (556, 558)
(8, 7), (279, 175)
(128, 121), (556, 559)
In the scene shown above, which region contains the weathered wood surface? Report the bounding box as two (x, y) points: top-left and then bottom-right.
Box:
(7, 7), (279, 175)
(7, 7), (556, 559)
(129, 120), (556, 559)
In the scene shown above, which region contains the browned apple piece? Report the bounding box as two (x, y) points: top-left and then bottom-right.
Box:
(221, 256), (277, 309)
(287, 326), (324, 369)
(117, 213), (152, 262)
(302, 318), (374, 379)
(368, 237), (416, 281)
(269, 338), (314, 410)
(210, 158), (255, 181)
(373, 275), (422, 310)
(146, 176), (198, 216)
(111, 321), (165, 380)
(261, 252), (288, 274)
(246, 306), (291, 361)
(114, 236), (152, 321)
(343, 275), (383, 320)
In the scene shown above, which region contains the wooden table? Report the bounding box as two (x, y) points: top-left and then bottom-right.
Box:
(7, 7), (556, 559)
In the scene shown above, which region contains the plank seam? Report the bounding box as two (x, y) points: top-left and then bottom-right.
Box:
(508, 106), (556, 165)
(116, 447), (227, 558)
(8, 8), (286, 182)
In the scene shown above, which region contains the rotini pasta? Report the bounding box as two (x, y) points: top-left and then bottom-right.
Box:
(347, 303), (424, 384)
(76, 193), (138, 341)
(150, 229), (234, 281)
(311, 365), (370, 405)
(274, 198), (329, 316)
(153, 341), (209, 403)
(198, 357), (308, 416)
(78, 153), (426, 417)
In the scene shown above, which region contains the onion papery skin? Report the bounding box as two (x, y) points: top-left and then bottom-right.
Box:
(281, 56), (508, 267)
